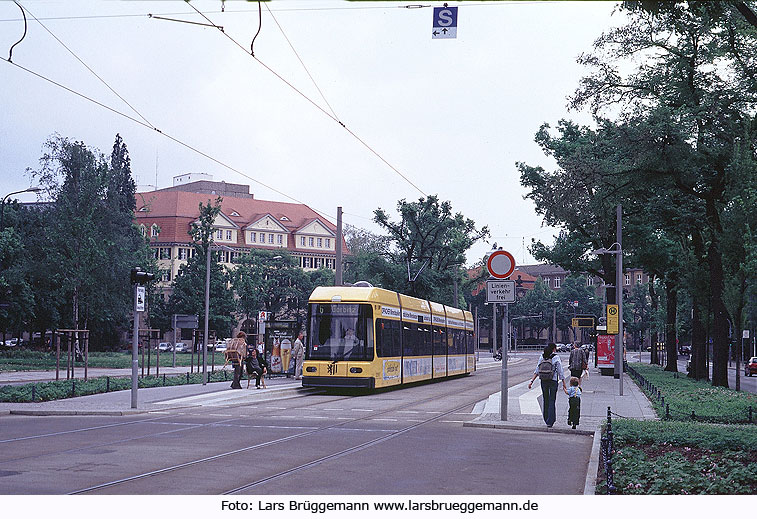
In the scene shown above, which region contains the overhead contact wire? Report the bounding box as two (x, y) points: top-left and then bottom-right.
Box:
(21, 2), (155, 129)
(2, 59), (311, 209)
(264, 2), (340, 121)
(185, 3), (427, 198)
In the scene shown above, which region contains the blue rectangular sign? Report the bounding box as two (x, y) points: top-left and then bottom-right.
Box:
(432, 6), (458, 39)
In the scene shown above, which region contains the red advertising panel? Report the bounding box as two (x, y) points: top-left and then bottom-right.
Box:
(597, 334), (615, 369)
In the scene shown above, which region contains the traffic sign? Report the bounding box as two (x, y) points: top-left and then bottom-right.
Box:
(136, 286), (145, 312)
(572, 317), (595, 328)
(432, 6), (458, 39)
(606, 304), (619, 335)
(486, 250), (516, 279)
(486, 280), (515, 303)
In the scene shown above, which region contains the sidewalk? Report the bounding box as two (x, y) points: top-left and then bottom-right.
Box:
(0, 364), (226, 385)
(0, 369), (312, 416)
(465, 360), (657, 495)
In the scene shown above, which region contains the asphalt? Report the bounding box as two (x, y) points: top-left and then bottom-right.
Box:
(0, 355), (658, 495)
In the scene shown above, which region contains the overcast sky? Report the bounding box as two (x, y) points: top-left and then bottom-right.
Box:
(0, 0), (624, 266)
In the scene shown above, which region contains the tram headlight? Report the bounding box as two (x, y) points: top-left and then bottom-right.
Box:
(306, 366), (317, 372)
(349, 367), (363, 373)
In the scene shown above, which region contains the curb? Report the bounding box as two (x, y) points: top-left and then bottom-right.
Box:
(463, 419), (595, 436)
(3, 386), (317, 416)
(583, 424), (603, 495)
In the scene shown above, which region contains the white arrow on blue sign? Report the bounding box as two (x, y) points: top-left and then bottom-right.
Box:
(432, 6), (458, 39)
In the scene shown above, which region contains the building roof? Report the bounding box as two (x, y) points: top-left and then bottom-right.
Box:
(135, 186), (344, 254)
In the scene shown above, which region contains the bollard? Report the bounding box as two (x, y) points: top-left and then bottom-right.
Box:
(749, 406), (752, 424)
(691, 410), (696, 420)
(31, 385), (36, 402)
(163, 373), (166, 386)
(106, 376), (110, 392)
(666, 404), (670, 419)
(661, 396), (665, 408)
(72, 379), (76, 397)
(186, 372), (190, 384)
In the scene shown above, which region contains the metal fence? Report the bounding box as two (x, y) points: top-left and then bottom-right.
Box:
(626, 363), (754, 424)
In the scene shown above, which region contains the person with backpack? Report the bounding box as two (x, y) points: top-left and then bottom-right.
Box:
(527, 343), (567, 427)
(568, 342), (588, 387)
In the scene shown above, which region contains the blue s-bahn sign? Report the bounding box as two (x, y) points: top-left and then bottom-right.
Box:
(432, 6), (458, 39)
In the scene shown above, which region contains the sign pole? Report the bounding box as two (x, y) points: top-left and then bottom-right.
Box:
(500, 302), (509, 421)
(131, 284), (140, 409)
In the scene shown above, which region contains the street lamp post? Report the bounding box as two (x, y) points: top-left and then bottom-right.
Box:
(1, 187), (41, 229)
(203, 244), (234, 384)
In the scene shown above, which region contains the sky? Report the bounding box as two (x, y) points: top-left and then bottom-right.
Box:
(0, 0), (625, 267)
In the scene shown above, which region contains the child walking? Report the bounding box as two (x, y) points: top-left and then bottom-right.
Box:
(565, 376), (582, 429)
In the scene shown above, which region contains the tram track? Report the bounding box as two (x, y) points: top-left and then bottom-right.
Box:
(68, 373), (508, 495)
(0, 393), (354, 466)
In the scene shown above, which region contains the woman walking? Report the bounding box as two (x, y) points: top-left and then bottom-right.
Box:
(527, 343), (567, 427)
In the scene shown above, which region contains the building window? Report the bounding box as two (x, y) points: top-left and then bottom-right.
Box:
(226, 230), (232, 241)
(152, 248), (159, 259)
(543, 277), (549, 286)
(151, 225), (159, 238)
(316, 258), (323, 268)
(306, 257), (313, 268)
(554, 277), (560, 288)
(636, 273), (643, 284)
(159, 248), (171, 260)
(309, 237), (314, 247)
(216, 229), (223, 240)
(325, 238), (331, 248)
(625, 274), (631, 285)
(259, 232), (265, 243)
(161, 271), (171, 282)
(250, 232), (256, 243)
(587, 276), (593, 286)
(277, 234), (283, 245)
(139, 225), (146, 237)
(178, 248), (187, 260)
(317, 238), (323, 248)
(189, 248), (195, 259)
(268, 233), (274, 244)
(300, 236), (306, 247)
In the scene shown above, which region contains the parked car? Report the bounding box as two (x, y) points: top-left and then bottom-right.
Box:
(174, 342), (190, 353)
(555, 343), (566, 352)
(745, 357), (757, 377)
(158, 342), (173, 352)
(3, 338), (20, 347)
(214, 340), (228, 353)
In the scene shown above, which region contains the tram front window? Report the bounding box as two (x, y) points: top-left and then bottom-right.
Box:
(308, 303), (373, 361)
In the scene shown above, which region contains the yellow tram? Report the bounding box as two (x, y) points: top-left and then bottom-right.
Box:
(302, 285), (475, 389)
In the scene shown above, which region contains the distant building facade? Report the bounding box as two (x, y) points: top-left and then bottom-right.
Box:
(473, 263), (651, 350)
(134, 179), (344, 296)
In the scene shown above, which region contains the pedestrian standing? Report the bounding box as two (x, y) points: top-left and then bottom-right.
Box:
(528, 343), (567, 428)
(228, 331), (247, 389)
(565, 376), (582, 429)
(568, 342), (587, 387)
(293, 331), (305, 380)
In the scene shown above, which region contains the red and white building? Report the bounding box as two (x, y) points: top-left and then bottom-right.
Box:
(134, 179), (345, 294)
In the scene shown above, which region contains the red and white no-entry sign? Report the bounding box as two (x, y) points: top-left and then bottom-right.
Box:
(486, 250), (516, 279)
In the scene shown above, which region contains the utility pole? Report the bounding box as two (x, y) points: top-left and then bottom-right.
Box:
(335, 207), (343, 286)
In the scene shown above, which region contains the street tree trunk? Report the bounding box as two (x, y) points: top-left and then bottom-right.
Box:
(664, 279), (678, 372)
(709, 241), (730, 387)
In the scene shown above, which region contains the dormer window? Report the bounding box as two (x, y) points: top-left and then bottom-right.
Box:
(151, 225), (159, 238)
(138, 206), (149, 212)
(280, 216), (289, 221)
(230, 211), (240, 217)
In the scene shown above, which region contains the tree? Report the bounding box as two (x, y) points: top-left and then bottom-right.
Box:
(571, 1), (757, 386)
(373, 195), (489, 302)
(230, 248), (312, 327)
(169, 198), (236, 340)
(29, 134), (153, 348)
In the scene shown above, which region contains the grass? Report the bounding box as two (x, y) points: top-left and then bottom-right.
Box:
(0, 369), (235, 403)
(0, 348), (225, 371)
(629, 362), (756, 423)
(596, 363), (757, 494)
